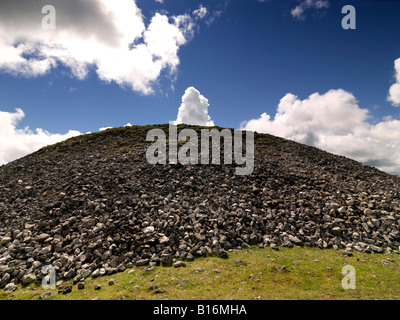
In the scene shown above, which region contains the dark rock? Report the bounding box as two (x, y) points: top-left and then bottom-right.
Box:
(186, 253), (194, 261)
(21, 273), (36, 285)
(135, 259), (149, 267)
(62, 285), (72, 294)
(218, 249), (228, 259)
(270, 243), (279, 250)
(4, 282), (17, 292)
(0, 273), (11, 288)
(78, 282), (85, 290)
(40, 291), (53, 300)
(160, 254), (173, 266)
(173, 261), (186, 268)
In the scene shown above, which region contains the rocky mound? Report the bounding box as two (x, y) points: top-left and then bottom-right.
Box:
(0, 124), (400, 288)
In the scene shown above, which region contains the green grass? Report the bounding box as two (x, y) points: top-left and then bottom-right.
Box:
(1, 246), (399, 300)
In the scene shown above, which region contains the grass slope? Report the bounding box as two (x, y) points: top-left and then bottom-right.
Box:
(1, 246), (399, 300)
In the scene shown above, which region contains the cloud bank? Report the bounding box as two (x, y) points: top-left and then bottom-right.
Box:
(241, 89), (400, 175)
(0, 0), (206, 94)
(174, 87), (215, 126)
(0, 108), (80, 165)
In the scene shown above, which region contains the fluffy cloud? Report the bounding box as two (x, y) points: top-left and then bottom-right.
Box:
(99, 126), (112, 132)
(174, 87), (215, 126)
(0, 108), (80, 165)
(0, 0), (204, 94)
(241, 89), (400, 175)
(193, 5), (208, 20)
(388, 58), (400, 106)
(291, 0), (329, 20)
(99, 123), (132, 131)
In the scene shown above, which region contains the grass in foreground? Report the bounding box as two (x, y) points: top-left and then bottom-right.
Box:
(1, 246), (399, 300)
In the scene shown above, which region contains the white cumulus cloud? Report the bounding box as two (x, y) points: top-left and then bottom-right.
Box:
(174, 87), (215, 126)
(0, 108), (80, 165)
(99, 123), (132, 131)
(0, 0), (205, 95)
(241, 89), (400, 175)
(99, 126), (112, 132)
(388, 58), (400, 106)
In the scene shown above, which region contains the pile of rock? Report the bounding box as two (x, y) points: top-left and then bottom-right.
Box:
(0, 124), (399, 288)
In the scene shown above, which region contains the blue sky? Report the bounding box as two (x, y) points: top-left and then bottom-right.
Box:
(1, 0), (400, 173)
